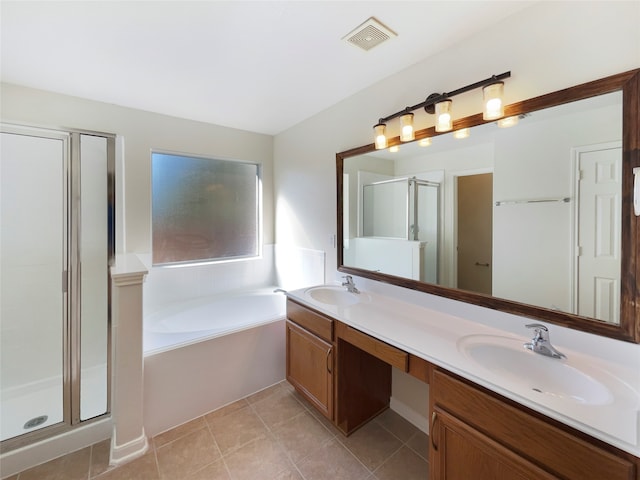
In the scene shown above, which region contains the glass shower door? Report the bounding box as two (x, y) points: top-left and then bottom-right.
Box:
(1, 127), (113, 446)
(78, 134), (110, 421)
(0, 128), (68, 440)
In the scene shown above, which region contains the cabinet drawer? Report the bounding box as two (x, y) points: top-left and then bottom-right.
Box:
(335, 322), (408, 372)
(286, 299), (333, 342)
(432, 369), (636, 480)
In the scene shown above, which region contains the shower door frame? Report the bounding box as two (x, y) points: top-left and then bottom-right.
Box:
(0, 124), (115, 452)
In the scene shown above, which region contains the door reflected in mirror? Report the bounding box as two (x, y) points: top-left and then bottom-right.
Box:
(342, 92), (622, 325)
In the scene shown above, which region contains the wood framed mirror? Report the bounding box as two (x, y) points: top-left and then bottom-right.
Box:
(337, 69), (639, 343)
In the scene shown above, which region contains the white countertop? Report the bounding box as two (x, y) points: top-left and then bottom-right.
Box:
(287, 284), (640, 457)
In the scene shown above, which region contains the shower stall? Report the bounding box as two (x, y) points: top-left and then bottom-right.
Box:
(361, 177), (440, 283)
(0, 124), (114, 450)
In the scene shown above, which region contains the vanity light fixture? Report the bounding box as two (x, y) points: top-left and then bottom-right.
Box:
(373, 71), (511, 149)
(435, 100), (453, 132)
(400, 112), (415, 142)
(483, 81), (505, 120)
(374, 123), (387, 149)
(497, 115), (519, 128)
(453, 128), (470, 139)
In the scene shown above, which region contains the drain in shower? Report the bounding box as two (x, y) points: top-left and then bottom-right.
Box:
(24, 415), (48, 429)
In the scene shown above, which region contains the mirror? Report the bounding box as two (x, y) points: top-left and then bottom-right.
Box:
(337, 69), (639, 343)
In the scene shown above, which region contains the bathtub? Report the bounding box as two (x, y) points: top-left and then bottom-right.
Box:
(143, 287), (286, 354)
(143, 287), (287, 436)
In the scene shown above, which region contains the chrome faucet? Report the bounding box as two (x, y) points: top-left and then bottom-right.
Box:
(341, 275), (360, 294)
(524, 323), (566, 359)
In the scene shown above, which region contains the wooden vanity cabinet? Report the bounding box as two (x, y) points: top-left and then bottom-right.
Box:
(430, 368), (638, 480)
(334, 321), (405, 435)
(286, 299), (334, 420)
(285, 298), (401, 434)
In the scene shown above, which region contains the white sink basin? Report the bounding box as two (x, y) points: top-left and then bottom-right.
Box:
(457, 335), (615, 405)
(304, 285), (368, 306)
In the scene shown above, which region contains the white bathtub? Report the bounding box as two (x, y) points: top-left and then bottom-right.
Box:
(143, 287), (286, 354)
(142, 287), (287, 436)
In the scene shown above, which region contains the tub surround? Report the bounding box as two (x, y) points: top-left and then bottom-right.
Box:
(141, 286), (287, 436)
(143, 320), (286, 437)
(287, 281), (640, 457)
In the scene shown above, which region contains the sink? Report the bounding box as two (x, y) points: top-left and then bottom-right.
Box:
(457, 335), (614, 405)
(304, 285), (368, 307)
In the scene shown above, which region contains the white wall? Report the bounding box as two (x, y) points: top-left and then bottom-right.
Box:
(274, 1), (640, 427)
(0, 84), (275, 255)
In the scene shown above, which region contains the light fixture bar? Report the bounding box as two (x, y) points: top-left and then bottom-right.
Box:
(377, 71), (511, 124)
(373, 71), (511, 149)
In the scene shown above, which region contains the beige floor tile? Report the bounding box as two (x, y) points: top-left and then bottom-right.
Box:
(406, 430), (430, 461)
(90, 439), (114, 478)
(297, 438), (370, 480)
(156, 427), (220, 479)
(252, 387), (307, 430)
(12, 385), (421, 480)
(93, 452), (159, 480)
(273, 466), (304, 480)
(279, 380), (296, 394)
(188, 458), (231, 479)
(373, 445), (429, 480)
(375, 409), (420, 442)
(338, 420), (402, 471)
(245, 383), (284, 404)
(18, 446), (91, 480)
(224, 436), (294, 480)
(292, 391), (342, 437)
(206, 405), (269, 455)
(154, 416), (207, 448)
(273, 411), (333, 463)
(204, 398), (250, 422)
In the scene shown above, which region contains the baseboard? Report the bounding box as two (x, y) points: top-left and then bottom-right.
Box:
(389, 397), (429, 434)
(109, 429), (149, 467)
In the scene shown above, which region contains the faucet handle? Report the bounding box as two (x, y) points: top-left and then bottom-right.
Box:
(524, 323), (565, 359)
(525, 323), (549, 342)
(525, 323), (548, 332)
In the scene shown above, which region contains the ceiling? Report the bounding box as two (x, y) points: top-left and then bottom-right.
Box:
(1, 1), (536, 136)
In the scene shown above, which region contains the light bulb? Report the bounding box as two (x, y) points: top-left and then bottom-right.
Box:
(483, 82), (505, 120)
(435, 100), (453, 132)
(374, 123), (387, 149)
(497, 115), (519, 128)
(453, 128), (470, 139)
(400, 113), (415, 142)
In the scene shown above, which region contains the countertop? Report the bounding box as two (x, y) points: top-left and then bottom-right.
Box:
(287, 284), (640, 457)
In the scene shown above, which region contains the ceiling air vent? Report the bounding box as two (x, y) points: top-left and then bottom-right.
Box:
(342, 17), (397, 51)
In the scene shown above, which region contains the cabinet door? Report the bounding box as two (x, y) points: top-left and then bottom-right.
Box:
(431, 369), (637, 480)
(431, 407), (557, 480)
(286, 320), (333, 419)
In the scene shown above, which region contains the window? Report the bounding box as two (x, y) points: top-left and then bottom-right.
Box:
(151, 152), (261, 266)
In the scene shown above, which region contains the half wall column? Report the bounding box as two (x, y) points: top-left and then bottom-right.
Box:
(109, 254), (148, 466)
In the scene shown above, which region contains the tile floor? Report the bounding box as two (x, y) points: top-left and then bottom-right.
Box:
(7, 381), (429, 479)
